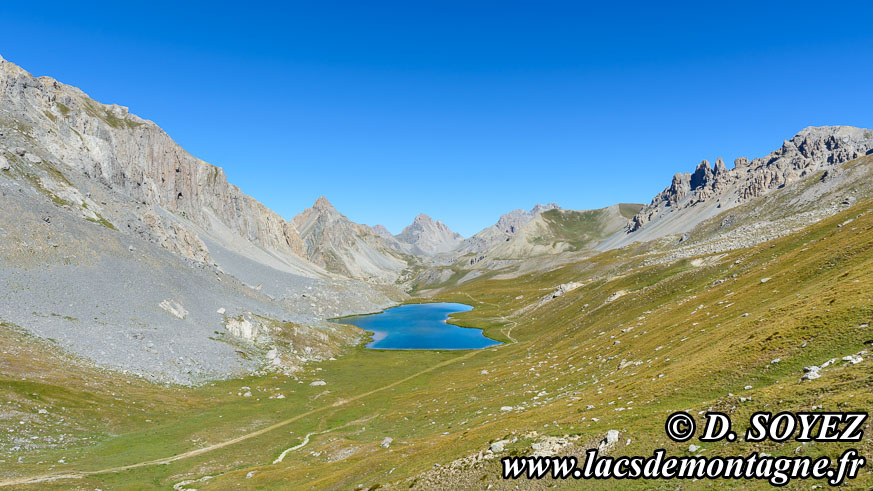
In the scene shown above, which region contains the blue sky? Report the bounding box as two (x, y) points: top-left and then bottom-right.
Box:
(2, 2), (872, 236)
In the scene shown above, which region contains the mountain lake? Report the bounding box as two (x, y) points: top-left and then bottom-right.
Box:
(336, 302), (500, 350)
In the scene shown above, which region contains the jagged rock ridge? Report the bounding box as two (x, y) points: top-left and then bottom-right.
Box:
(611, 126), (873, 246)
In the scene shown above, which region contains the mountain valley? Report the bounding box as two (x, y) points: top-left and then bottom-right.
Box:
(1, 52), (872, 488)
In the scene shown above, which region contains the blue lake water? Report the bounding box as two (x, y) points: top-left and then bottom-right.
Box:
(339, 302), (500, 350)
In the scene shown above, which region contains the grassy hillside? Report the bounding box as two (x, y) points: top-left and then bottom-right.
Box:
(2, 197), (872, 488)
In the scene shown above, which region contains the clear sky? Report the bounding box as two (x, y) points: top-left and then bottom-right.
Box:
(2, 2), (872, 236)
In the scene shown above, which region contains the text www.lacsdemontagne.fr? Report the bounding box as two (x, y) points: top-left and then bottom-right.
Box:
(501, 448), (865, 486)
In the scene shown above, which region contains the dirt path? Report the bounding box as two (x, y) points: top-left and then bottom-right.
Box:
(0, 350), (482, 487)
(500, 318), (518, 344)
(272, 414), (380, 465)
(459, 292), (518, 343)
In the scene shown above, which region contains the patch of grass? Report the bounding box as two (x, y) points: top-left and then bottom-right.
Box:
(28, 175), (73, 207)
(208, 166), (221, 185)
(537, 208), (614, 250)
(55, 102), (71, 117)
(85, 212), (117, 231)
(618, 202), (644, 219)
(80, 99), (141, 130)
(39, 161), (73, 187)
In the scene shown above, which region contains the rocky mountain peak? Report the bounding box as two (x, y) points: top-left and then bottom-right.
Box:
(313, 196), (335, 211)
(298, 196), (344, 225)
(290, 199), (408, 280)
(689, 160), (713, 189)
(530, 203), (561, 215)
(495, 203), (560, 234)
(371, 224), (393, 239)
(295, 198), (347, 233)
(396, 213), (463, 255)
(413, 213), (435, 225)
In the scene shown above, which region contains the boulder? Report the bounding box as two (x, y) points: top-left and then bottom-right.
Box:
(599, 430), (620, 449)
(225, 315), (261, 341)
(842, 354), (863, 365)
(801, 366), (821, 381)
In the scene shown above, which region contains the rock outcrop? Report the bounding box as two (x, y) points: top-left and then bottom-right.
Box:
(140, 209), (212, 263)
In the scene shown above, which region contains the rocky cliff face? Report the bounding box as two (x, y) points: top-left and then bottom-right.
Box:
(0, 53), (306, 265)
(627, 126), (873, 233)
(395, 213), (463, 255)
